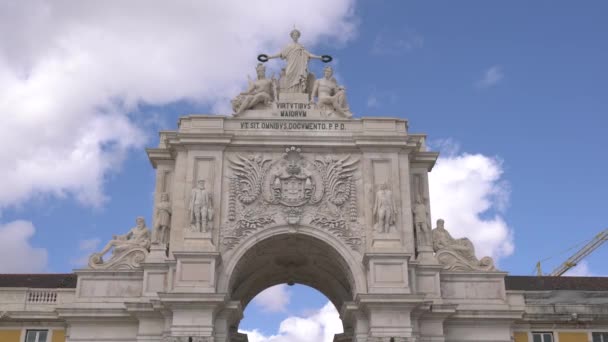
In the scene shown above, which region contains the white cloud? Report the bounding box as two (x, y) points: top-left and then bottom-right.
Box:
(563, 260), (594, 277)
(0, 220), (48, 273)
(562, 260), (606, 277)
(241, 301), (343, 342)
(252, 284), (291, 313)
(428, 140), (514, 261)
(0, 1), (356, 211)
(475, 65), (504, 88)
(371, 27), (423, 55)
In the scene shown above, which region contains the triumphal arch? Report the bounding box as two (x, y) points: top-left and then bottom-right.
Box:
(68, 30), (516, 341)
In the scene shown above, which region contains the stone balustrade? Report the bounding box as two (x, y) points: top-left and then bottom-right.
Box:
(26, 290), (58, 304)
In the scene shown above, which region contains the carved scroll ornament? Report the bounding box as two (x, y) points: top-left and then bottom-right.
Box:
(222, 147), (362, 251)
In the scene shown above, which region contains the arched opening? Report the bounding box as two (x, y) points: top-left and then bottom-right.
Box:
(223, 232), (359, 341)
(239, 284), (343, 341)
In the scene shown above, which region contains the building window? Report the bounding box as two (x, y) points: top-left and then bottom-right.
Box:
(532, 332), (554, 342)
(593, 332), (608, 342)
(25, 330), (48, 342)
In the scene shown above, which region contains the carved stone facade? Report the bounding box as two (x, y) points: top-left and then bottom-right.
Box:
(0, 31), (568, 342)
(221, 147), (363, 251)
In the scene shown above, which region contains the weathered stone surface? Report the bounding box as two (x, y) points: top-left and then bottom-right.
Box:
(5, 30), (590, 342)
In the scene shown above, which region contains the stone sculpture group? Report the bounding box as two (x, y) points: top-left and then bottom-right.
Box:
(88, 183), (496, 272)
(88, 217), (151, 269)
(231, 29), (352, 118)
(87, 29), (497, 274)
(432, 219), (496, 271)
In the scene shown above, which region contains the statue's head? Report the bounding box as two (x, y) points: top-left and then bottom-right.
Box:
(379, 183), (388, 190)
(136, 216), (146, 228)
(323, 65), (333, 79)
(160, 192), (169, 202)
(436, 219), (445, 229)
(255, 63), (266, 78)
(197, 179), (206, 189)
(290, 29), (301, 42)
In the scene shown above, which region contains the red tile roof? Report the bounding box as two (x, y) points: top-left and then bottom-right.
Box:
(0, 273), (77, 288)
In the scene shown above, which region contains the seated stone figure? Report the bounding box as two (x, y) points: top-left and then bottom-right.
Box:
(232, 63), (275, 115)
(89, 216), (151, 269)
(312, 66), (352, 118)
(432, 219), (496, 271)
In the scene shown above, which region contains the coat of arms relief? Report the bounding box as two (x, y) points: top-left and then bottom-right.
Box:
(221, 146), (363, 251)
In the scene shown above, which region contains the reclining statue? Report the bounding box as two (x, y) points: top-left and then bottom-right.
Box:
(312, 66), (352, 118)
(231, 63), (275, 115)
(89, 216), (151, 269)
(432, 219), (496, 271)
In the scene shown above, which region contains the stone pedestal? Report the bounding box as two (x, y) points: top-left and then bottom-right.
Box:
(365, 253), (412, 294)
(158, 292), (226, 338)
(173, 251), (220, 293)
(277, 92), (309, 103)
(357, 293), (426, 339)
(183, 231), (215, 251)
(147, 243), (168, 263)
(411, 263), (442, 300)
(416, 245), (436, 264)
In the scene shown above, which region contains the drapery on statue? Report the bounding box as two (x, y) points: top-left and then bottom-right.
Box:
(189, 179), (214, 233)
(153, 192), (172, 245)
(432, 219), (496, 271)
(89, 217), (151, 269)
(231, 63), (275, 115)
(312, 66), (353, 118)
(264, 29), (327, 93)
(412, 197), (431, 247)
(373, 183), (396, 233)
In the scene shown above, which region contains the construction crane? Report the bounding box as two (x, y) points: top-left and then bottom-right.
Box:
(536, 229), (608, 276)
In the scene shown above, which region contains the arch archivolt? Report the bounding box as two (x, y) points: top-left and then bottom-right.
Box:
(217, 224), (367, 311)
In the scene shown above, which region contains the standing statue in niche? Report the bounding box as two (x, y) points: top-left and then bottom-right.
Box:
(312, 66), (353, 118)
(262, 29), (329, 93)
(189, 179), (214, 233)
(231, 63), (275, 115)
(432, 219), (496, 271)
(89, 216), (151, 269)
(373, 183), (396, 233)
(153, 192), (172, 245)
(412, 197), (431, 247)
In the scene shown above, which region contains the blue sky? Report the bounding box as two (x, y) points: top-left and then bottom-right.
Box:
(1, 1), (607, 339)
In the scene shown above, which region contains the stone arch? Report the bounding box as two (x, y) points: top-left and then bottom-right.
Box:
(217, 224), (367, 312)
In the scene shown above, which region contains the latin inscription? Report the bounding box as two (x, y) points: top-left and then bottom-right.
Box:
(240, 121), (345, 131)
(277, 102), (312, 117)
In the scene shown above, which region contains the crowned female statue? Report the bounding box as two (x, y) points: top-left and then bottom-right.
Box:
(265, 29), (325, 93)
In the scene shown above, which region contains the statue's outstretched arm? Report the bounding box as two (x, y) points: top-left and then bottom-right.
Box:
(308, 53), (322, 60)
